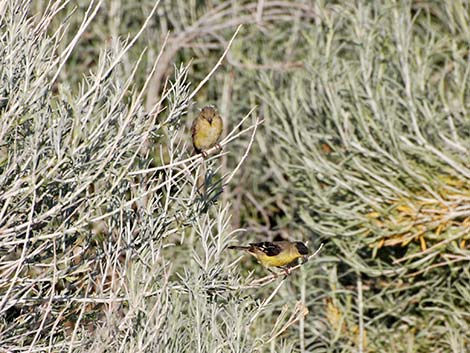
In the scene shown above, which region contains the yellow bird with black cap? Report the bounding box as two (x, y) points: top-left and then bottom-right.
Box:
(228, 241), (309, 270)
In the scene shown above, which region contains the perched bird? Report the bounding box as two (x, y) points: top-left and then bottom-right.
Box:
(191, 105), (223, 155)
(228, 241), (309, 271)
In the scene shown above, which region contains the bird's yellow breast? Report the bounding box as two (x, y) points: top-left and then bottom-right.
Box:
(193, 115), (223, 151)
(252, 248), (301, 267)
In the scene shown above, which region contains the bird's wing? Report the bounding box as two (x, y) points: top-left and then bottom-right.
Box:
(191, 117), (199, 139)
(191, 117), (203, 152)
(250, 242), (282, 256)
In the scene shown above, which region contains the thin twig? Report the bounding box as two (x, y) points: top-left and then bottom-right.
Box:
(187, 25), (242, 102)
(249, 278), (286, 325)
(224, 116), (263, 185)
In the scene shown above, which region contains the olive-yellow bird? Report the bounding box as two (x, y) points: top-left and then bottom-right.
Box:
(228, 241), (309, 269)
(191, 105), (223, 155)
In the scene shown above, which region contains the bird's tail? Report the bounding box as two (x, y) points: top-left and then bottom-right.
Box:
(227, 245), (251, 251)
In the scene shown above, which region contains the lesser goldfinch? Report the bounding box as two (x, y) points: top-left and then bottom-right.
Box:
(228, 241), (309, 269)
(191, 105), (223, 155)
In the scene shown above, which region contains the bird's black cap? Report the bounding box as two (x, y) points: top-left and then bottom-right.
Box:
(295, 242), (309, 255)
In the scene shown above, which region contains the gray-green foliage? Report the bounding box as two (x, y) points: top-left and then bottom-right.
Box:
(3, 0), (470, 352)
(0, 0), (161, 348)
(254, 1), (470, 352)
(0, 1), (264, 351)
